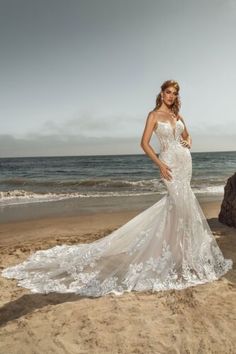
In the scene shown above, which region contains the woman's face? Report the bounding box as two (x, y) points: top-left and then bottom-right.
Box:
(162, 86), (178, 105)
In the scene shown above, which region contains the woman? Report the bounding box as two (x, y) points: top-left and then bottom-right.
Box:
(1, 80), (232, 297)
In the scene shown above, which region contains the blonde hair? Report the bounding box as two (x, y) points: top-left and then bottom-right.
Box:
(153, 80), (181, 116)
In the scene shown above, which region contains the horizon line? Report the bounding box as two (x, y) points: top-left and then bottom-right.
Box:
(0, 150), (235, 159)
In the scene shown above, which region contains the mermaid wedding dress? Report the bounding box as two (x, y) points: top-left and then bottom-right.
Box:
(1, 118), (233, 297)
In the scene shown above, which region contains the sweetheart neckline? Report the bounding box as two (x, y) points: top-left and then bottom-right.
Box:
(155, 119), (183, 138)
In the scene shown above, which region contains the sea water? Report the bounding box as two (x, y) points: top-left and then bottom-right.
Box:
(0, 151), (235, 207)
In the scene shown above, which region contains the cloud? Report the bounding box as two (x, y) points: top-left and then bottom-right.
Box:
(36, 110), (236, 139)
(0, 131), (235, 158)
(189, 119), (236, 136)
(40, 112), (137, 137)
(1, 114), (235, 157)
(0, 133), (142, 157)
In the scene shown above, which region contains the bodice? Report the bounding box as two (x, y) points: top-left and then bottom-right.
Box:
(154, 119), (185, 152)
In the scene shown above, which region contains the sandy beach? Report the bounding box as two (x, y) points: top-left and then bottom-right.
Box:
(0, 199), (235, 354)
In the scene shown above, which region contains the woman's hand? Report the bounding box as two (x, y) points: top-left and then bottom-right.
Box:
(180, 138), (191, 149)
(158, 161), (172, 181)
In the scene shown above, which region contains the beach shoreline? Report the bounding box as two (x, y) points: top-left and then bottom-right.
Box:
(0, 197), (225, 244)
(0, 192), (224, 224)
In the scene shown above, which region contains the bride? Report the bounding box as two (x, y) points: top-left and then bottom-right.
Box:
(1, 80), (233, 297)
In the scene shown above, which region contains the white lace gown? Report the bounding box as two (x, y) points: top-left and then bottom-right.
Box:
(1, 119), (233, 297)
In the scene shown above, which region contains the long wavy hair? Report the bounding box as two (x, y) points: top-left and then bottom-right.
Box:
(153, 80), (181, 117)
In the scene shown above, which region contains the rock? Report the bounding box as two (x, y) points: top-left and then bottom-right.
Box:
(218, 172), (236, 228)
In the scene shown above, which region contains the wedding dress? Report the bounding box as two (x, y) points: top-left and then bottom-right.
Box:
(1, 117), (233, 297)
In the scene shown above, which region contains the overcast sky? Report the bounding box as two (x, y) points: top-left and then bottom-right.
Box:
(1, 0), (236, 157)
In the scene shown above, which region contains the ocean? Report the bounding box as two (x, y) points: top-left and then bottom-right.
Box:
(0, 151), (235, 207)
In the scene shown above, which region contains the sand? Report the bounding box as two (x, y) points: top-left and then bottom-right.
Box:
(0, 200), (235, 354)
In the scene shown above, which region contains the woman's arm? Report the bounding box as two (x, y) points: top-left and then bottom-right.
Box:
(140, 111), (162, 167)
(140, 111), (172, 181)
(178, 114), (192, 149)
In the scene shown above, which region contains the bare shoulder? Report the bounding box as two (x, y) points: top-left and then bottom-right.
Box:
(178, 113), (185, 123)
(147, 109), (157, 119)
(146, 110), (159, 130)
(145, 110), (157, 123)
